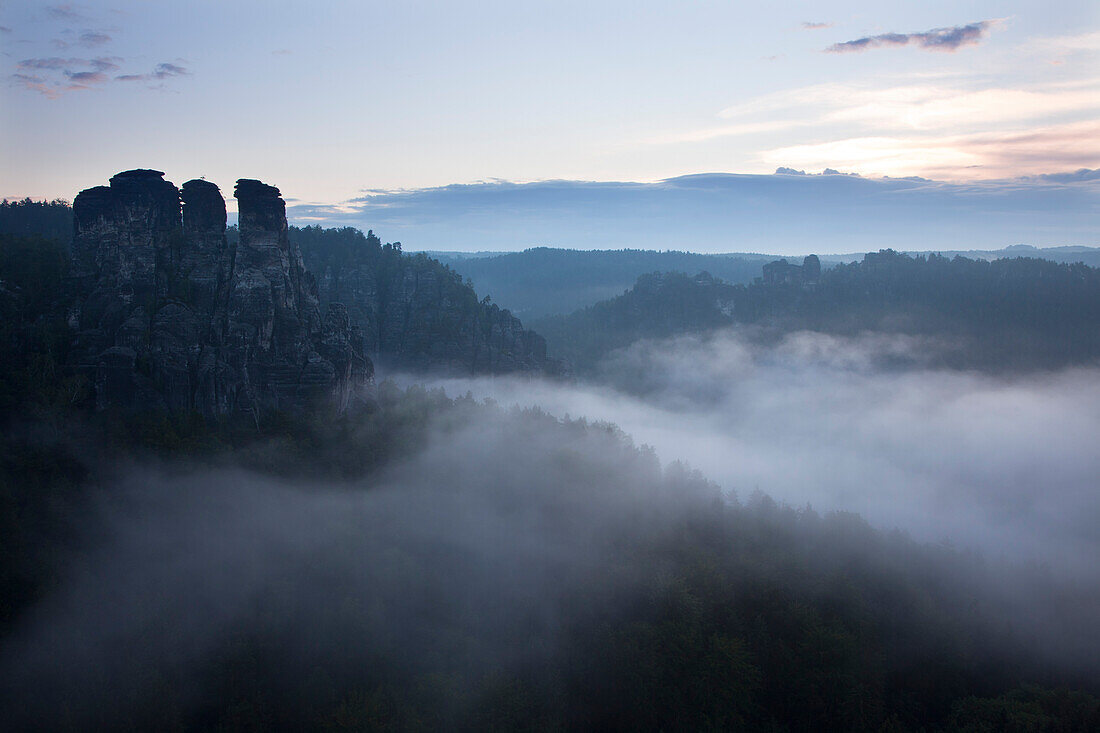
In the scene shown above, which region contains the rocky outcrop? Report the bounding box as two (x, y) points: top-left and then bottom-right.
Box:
(297, 230), (562, 375)
(180, 179), (230, 319)
(762, 254), (821, 287)
(69, 170), (371, 420)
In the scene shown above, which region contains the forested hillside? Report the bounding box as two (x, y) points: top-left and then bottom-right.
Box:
(435, 247), (773, 318)
(288, 226), (561, 375)
(433, 244), (1100, 319)
(532, 271), (739, 372)
(536, 250), (1100, 374)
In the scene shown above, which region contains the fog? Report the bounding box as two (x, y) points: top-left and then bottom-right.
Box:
(0, 409), (705, 727)
(3, 328), (1099, 727)
(410, 329), (1100, 581)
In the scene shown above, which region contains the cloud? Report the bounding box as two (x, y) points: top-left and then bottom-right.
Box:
(821, 83), (1100, 131)
(0, 26), (11, 33)
(64, 70), (106, 84)
(50, 29), (112, 50)
(761, 119), (1100, 180)
(152, 62), (187, 78)
(45, 4), (83, 20)
(282, 168), (1099, 254)
(827, 21), (996, 53)
(77, 31), (111, 47)
(115, 62), (190, 83)
(641, 75), (1100, 180)
(651, 77), (1100, 148)
(1024, 30), (1100, 56)
(91, 57), (119, 71)
(17, 56), (120, 72)
(11, 58), (111, 93)
(18, 57), (80, 70)
(11, 73), (61, 99)
(417, 333), (1100, 583)
(801, 22), (832, 30)
(10, 56), (183, 96)
(42, 4), (95, 24)
(1032, 168), (1100, 183)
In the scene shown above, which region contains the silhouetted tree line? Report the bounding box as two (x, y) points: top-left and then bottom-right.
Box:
(0, 199), (73, 248)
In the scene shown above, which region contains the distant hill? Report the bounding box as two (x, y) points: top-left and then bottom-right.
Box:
(431, 245), (1100, 319)
(899, 244), (1100, 268)
(432, 247), (777, 319)
(531, 271), (739, 373)
(534, 250), (1100, 376)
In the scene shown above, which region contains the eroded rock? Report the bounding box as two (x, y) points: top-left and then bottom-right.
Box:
(68, 170), (371, 420)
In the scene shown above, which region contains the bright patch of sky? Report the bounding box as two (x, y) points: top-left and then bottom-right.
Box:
(1, 0), (1097, 246)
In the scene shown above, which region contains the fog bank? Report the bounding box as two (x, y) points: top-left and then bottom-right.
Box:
(410, 330), (1100, 580)
(0, 410), (702, 728)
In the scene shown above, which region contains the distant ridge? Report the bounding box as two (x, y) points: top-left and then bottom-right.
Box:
(432, 245), (1100, 318)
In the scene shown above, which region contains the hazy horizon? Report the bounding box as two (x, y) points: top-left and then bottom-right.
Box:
(4, 1), (1097, 256)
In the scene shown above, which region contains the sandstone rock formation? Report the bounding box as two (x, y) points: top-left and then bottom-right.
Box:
(69, 170), (371, 419)
(762, 254), (821, 287)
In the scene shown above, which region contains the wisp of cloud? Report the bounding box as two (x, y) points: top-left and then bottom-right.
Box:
(827, 21), (996, 53)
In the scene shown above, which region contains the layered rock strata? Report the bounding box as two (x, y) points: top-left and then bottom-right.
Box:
(69, 170), (371, 419)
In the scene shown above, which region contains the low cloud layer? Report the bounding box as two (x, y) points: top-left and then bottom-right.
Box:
(827, 21), (996, 53)
(0, 410), (714, 727)
(1, 332), (1098, 726)
(287, 170), (1100, 254)
(413, 330), (1100, 581)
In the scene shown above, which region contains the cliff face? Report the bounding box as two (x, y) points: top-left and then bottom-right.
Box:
(69, 170), (371, 419)
(296, 229), (561, 375)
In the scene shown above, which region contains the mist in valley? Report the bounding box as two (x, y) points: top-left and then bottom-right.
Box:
(412, 329), (1100, 579)
(0, 408), (703, 727)
(2, 327), (1099, 728)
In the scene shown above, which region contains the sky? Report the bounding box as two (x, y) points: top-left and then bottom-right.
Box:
(1, 1), (1098, 252)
